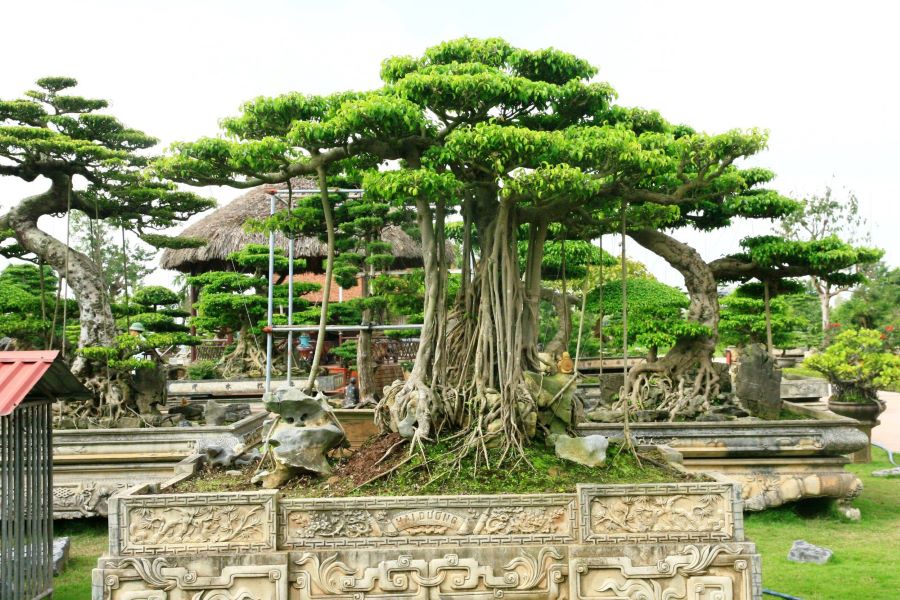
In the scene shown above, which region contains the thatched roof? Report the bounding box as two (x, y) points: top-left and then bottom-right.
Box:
(160, 179), (440, 274)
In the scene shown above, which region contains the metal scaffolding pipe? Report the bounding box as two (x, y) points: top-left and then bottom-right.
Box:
(264, 190), (276, 395)
(266, 324), (423, 334)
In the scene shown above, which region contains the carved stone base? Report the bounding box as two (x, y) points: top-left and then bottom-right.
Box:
(93, 482), (762, 599)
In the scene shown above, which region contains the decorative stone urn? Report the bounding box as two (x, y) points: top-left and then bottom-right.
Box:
(93, 479), (762, 599)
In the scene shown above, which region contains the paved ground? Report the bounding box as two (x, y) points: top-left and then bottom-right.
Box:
(873, 391), (900, 452)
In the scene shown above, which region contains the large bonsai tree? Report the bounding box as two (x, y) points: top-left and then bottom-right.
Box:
(0, 77), (213, 402)
(158, 38), (881, 460)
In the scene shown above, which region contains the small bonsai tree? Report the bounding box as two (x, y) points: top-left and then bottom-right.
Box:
(804, 328), (900, 403)
(189, 244), (314, 378)
(588, 278), (703, 362)
(719, 281), (808, 350)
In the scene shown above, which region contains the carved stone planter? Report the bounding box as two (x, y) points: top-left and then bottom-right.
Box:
(577, 402), (867, 510)
(93, 480), (762, 599)
(53, 413), (267, 519)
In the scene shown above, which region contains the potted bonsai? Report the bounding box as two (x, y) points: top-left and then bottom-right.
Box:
(805, 327), (900, 422)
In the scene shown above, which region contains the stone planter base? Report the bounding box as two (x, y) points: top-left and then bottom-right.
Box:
(53, 413), (266, 519)
(577, 403), (868, 510)
(93, 481), (761, 599)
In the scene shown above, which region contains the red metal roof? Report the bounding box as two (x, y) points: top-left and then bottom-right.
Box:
(0, 351), (88, 416)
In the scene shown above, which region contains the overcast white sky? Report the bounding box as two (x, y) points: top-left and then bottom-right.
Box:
(2, 0), (898, 289)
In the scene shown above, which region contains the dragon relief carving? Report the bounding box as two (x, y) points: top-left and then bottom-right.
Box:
(286, 505), (568, 540)
(292, 548), (567, 599)
(127, 504), (265, 546)
(590, 494), (726, 536)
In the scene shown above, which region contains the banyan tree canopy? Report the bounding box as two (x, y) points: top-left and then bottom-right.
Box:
(160, 179), (439, 274)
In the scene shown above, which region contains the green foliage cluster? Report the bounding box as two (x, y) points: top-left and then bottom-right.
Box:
(186, 360), (220, 380)
(719, 283), (809, 349)
(804, 328), (900, 402)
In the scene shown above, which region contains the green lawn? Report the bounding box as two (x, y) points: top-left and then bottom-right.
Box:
(48, 449), (899, 600)
(52, 517), (106, 600)
(744, 446), (900, 600)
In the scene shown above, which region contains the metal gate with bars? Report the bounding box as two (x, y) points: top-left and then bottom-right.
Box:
(1, 399), (53, 600)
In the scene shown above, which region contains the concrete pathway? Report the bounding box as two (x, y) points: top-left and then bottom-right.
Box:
(873, 391), (900, 452)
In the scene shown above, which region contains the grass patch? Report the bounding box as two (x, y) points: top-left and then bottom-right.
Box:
(744, 446), (900, 599)
(52, 517), (107, 600)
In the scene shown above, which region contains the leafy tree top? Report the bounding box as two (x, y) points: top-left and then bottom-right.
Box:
(711, 234), (883, 287)
(719, 288), (808, 348)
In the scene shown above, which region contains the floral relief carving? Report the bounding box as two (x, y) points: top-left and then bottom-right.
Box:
(590, 494), (726, 536)
(128, 505), (265, 545)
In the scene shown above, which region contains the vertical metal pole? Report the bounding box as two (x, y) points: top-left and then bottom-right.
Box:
(1, 414), (8, 600)
(286, 188), (295, 386)
(15, 408), (24, 598)
(265, 191), (276, 395)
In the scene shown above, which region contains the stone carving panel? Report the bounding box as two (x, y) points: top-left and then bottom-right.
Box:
(53, 481), (130, 518)
(571, 544), (756, 599)
(98, 558), (288, 600)
(291, 547), (567, 599)
(282, 494), (576, 548)
(119, 492), (277, 555)
(579, 483), (739, 543)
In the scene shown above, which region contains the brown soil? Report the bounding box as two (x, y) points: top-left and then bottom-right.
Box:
(172, 433), (409, 496)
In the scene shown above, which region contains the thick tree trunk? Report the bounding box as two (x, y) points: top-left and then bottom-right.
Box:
(625, 228), (720, 414)
(3, 180), (119, 404)
(376, 194), (444, 445)
(541, 287), (574, 357)
(521, 220), (549, 356)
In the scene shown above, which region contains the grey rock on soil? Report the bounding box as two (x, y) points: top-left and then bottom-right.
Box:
(787, 540), (833, 564)
(204, 401), (249, 425)
(262, 387), (348, 487)
(555, 434), (609, 467)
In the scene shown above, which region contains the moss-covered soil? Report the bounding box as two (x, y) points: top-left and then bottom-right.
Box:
(174, 433), (688, 497)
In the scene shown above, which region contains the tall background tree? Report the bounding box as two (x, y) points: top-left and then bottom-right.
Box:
(69, 209), (155, 300)
(832, 262), (900, 331)
(777, 186), (872, 333)
(0, 77), (213, 402)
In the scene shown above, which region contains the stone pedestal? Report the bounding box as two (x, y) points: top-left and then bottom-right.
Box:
(848, 419), (877, 463)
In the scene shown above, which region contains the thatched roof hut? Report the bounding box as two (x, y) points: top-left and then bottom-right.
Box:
(160, 179), (439, 274)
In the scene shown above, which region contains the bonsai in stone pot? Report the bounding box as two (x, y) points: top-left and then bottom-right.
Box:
(805, 328), (900, 422)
